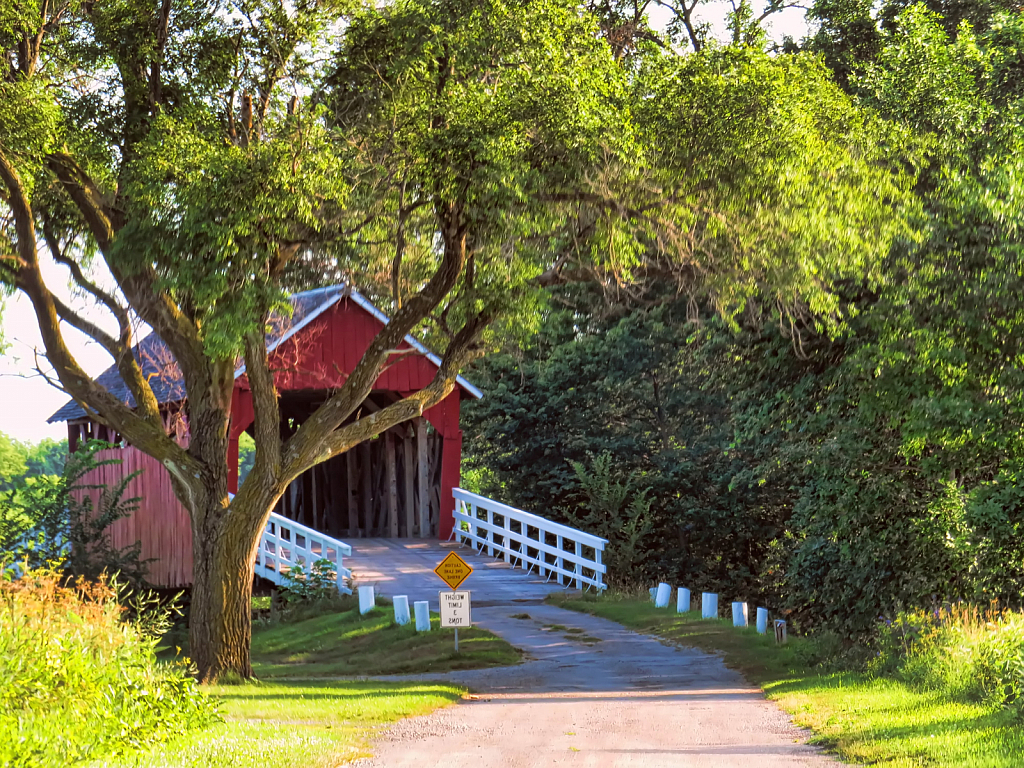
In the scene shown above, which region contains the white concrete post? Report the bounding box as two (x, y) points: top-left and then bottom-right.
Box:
(358, 585), (375, 615)
(732, 601), (748, 627)
(677, 588), (691, 613)
(655, 582), (671, 608)
(414, 600), (431, 632)
(756, 607), (769, 635)
(701, 592), (718, 619)
(393, 595), (411, 626)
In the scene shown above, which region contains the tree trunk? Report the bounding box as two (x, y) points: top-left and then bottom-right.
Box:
(188, 497), (267, 682)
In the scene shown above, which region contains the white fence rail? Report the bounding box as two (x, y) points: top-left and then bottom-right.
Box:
(451, 488), (608, 591)
(255, 512), (353, 594)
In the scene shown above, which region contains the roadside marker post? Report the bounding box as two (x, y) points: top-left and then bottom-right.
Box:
(655, 583), (671, 608)
(434, 551), (474, 653)
(414, 600), (430, 632)
(677, 588), (691, 613)
(756, 607), (769, 634)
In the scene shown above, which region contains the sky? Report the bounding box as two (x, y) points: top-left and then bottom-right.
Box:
(0, 1), (811, 445)
(0, 257), (117, 442)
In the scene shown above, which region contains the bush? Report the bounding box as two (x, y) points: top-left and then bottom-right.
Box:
(278, 558), (339, 604)
(869, 604), (1024, 717)
(0, 441), (149, 587)
(0, 567), (219, 767)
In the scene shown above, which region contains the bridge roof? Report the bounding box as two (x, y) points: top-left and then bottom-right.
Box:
(48, 284), (482, 423)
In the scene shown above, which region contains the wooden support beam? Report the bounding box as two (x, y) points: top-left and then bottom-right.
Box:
(346, 449), (359, 537)
(416, 418), (430, 538)
(360, 440), (373, 534)
(328, 456), (343, 537)
(385, 431), (399, 537)
(403, 428), (415, 537)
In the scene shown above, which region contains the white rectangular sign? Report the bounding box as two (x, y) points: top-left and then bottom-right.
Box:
(439, 591), (471, 628)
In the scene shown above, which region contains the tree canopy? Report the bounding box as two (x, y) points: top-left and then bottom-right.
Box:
(466, 0), (1024, 636)
(1, 0), (934, 677)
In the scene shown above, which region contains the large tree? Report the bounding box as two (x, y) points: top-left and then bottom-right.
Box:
(1, 0), (911, 679)
(0, 0), (631, 680)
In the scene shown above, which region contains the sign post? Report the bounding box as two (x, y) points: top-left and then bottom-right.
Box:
(434, 551), (474, 653)
(439, 590), (471, 652)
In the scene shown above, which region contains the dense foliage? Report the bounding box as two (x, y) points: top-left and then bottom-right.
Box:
(0, 433), (65, 489)
(0, 568), (217, 767)
(467, 0), (1024, 638)
(1, 442), (149, 587)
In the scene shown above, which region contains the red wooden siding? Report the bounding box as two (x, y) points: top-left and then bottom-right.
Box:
(269, 299), (443, 392)
(72, 295), (469, 587)
(80, 447), (193, 588)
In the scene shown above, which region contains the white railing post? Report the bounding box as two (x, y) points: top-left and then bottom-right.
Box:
(575, 541), (582, 589)
(556, 535), (564, 585)
(449, 488), (609, 591)
(535, 527), (545, 578)
(486, 507), (495, 556)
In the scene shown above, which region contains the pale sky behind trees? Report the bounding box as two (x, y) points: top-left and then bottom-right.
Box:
(0, 1), (810, 442)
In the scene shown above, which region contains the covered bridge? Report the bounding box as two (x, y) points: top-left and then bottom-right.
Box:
(48, 285), (481, 588)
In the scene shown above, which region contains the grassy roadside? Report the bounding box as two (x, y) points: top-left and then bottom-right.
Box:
(550, 593), (1024, 768)
(114, 598), (520, 768)
(252, 602), (520, 677)
(115, 680), (463, 768)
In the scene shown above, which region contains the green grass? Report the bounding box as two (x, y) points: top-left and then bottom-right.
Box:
(114, 680), (463, 768)
(550, 593), (1024, 767)
(252, 602), (520, 677)
(116, 597), (521, 768)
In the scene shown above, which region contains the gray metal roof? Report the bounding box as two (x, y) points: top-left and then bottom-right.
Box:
(47, 284), (482, 424)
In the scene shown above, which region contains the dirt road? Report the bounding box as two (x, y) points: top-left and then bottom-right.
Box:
(355, 603), (842, 767)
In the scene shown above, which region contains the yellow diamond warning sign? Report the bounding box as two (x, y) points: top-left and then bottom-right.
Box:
(434, 551), (473, 590)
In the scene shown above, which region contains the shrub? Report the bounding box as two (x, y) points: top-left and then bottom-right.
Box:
(0, 441), (149, 587)
(0, 567), (219, 767)
(567, 452), (653, 586)
(279, 557), (339, 603)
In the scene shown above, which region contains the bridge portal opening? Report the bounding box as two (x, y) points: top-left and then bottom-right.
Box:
(264, 392), (444, 538)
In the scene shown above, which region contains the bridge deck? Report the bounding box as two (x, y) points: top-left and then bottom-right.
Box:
(345, 538), (569, 610)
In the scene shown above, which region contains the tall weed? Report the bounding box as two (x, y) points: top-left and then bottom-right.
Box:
(0, 567), (218, 767)
(870, 603), (1024, 717)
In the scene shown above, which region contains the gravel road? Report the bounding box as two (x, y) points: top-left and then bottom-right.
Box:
(353, 602), (844, 768)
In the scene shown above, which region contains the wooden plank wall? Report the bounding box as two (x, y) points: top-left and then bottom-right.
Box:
(77, 446), (193, 588)
(275, 418), (443, 538)
(73, 424), (443, 586)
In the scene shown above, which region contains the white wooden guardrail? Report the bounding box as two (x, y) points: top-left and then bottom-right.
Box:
(254, 512), (353, 594)
(451, 488), (608, 591)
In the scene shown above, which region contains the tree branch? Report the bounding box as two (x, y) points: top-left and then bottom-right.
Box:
(46, 153), (116, 249)
(242, 326), (282, 484)
(280, 199), (470, 478)
(307, 305), (494, 472)
(41, 220), (132, 343)
(0, 142), (197, 480)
